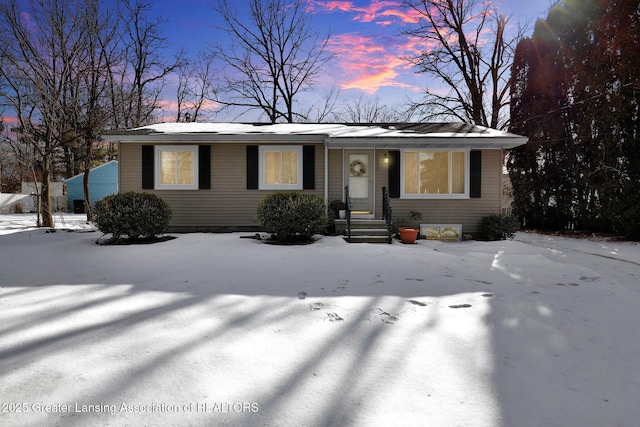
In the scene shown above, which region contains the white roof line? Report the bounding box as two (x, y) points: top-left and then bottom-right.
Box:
(104, 122), (528, 149)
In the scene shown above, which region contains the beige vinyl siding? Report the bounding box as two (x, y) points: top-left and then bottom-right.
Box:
(119, 142), (324, 231)
(118, 143), (142, 195)
(374, 150), (390, 218)
(378, 149), (501, 234)
(327, 149), (344, 202)
(119, 142), (503, 233)
(329, 148), (500, 233)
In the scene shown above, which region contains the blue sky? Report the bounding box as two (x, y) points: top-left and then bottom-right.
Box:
(149, 0), (554, 121)
(0, 0), (554, 124)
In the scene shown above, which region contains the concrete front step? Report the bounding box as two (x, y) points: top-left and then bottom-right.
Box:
(335, 219), (387, 234)
(335, 219), (386, 227)
(343, 235), (392, 244)
(348, 228), (389, 236)
(335, 219), (392, 244)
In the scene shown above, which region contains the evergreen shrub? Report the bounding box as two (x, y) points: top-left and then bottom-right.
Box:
(610, 184), (640, 239)
(480, 214), (520, 241)
(93, 192), (172, 241)
(257, 192), (327, 243)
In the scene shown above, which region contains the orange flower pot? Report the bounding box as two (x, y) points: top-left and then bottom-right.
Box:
(398, 227), (419, 244)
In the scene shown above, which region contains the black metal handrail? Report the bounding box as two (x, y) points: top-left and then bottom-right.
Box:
(345, 185), (352, 239)
(382, 186), (393, 242)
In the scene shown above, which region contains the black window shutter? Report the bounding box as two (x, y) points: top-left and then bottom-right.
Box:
(470, 150), (482, 198)
(198, 145), (211, 189)
(142, 145), (154, 189)
(246, 145), (259, 189)
(388, 150), (401, 198)
(302, 145), (315, 189)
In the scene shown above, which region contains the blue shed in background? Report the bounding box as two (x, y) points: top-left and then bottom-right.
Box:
(65, 160), (118, 213)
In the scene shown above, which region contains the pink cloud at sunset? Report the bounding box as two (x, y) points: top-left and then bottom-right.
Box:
(325, 33), (420, 93)
(157, 99), (221, 117)
(306, 1), (433, 93)
(1, 116), (18, 126)
(0, 116), (20, 138)
(311, 0), (421, 25)
(312, 0), (353, 12)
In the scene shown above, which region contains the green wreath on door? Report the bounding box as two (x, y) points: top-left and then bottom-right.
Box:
(349, 159), (367, 177)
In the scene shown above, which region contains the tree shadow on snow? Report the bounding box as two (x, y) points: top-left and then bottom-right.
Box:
(2, 231), (636, 425)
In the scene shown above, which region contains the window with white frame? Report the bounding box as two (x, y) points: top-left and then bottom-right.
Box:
(259, 146), (303, 190)
(402, 150), (468, 197)
(155, 145), (198, 190)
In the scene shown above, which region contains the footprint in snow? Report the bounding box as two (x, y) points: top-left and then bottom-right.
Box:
(327, 312), (343, 322)
(377, 309), (398, 323)
(407, 300), (427, 307)
(310, 302), (325, 311)
(449, 304), (472, 309)
(332, 280), (349, 293)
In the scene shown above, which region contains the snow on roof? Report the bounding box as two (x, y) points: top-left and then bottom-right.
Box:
(104, 122), (528, 149)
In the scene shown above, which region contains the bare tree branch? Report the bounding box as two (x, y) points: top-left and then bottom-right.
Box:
(403, 0), (524, 129)
(1, 0), (183, 226)
(175, 52), (219, 122)
(210, 0), (333, 123)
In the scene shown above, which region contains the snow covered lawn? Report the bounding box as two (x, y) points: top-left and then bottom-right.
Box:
(1, 214), (639, 426)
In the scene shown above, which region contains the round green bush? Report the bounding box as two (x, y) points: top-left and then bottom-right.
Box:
(257, 192), (328, 243)
(93, 192), (172, 241)
(480, 214), (520, 241)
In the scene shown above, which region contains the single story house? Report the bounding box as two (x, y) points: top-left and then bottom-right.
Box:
(104, 122), (527, 236)
(64, 160), (118, 213)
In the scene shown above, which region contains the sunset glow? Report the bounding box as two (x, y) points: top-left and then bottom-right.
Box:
(315, 0), (425, 94)
(326, 33), (407, 92)
(1, 0), (553, 123)
(310, 0), (498, 94)
(311, 0), (422, 24)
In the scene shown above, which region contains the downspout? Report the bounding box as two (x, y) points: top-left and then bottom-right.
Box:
(324, 141), (328, 203)
(499, 148), (504, 215)
(373, 147), (377, 215)
(342, 147), (345, 199)
(118, 142), (122, 195)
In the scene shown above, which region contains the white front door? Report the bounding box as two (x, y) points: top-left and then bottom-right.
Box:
(345, 150), (374, 214)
